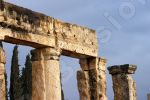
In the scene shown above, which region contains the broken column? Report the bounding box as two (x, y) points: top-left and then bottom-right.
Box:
(31, 47), (62, 100)
(77, 57), (107, 100)
(77, 70), (90, 100)
(108, 64), (137, 100)
(0, 43), (6, 100)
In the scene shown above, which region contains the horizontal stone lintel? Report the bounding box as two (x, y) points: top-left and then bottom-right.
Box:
(79, 57), (107, 71)
(0, 2), (98, 58)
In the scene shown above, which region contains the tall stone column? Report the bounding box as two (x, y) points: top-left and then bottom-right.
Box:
(77, 70), (90, 100)
(0, 43), (6, 100)
(77, 57), (107, 100)
(31, 47), (62, 100)
(108, 64), (137, 100)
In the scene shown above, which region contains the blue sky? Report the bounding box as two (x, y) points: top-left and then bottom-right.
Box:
(4, 0), (150, 99)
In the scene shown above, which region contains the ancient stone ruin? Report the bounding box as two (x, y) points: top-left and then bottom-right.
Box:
(0, 2), (137, 100)
(108, 64), (137, 100)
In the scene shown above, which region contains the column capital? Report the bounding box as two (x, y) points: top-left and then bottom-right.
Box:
(31, 47), (61, 61)
(108, 64), (137, 75)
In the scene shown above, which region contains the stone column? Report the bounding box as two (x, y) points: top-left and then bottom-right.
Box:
(77, 70), (90, 100)
(77, 57), (107, 100)
(108, 64), (137, 100)
(147, 93), (150, 100)
(0, 43), (6, 100)
(31, 47), (62, 100)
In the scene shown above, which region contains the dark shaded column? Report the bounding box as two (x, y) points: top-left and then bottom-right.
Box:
(77, 57), (107, 100)
(108, 64), (137, 100)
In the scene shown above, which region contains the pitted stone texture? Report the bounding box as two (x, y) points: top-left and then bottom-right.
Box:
(112, 74), (137, 100)
(77, 70), (91, 100)
(55, 20), (98, 57)
(32, 59), (46, 100)
(44, 59), (61, 100)
(108, 64), (137, 75)
(77, 57), (107, 100)
(0, 78), (5, 100)
(0, 47), (6, 64)
(0, 46), (6, 100)
(97, 58), (107, 100)
(0, 2), (98, 57)
(0, 64), (5, 75)
(31, 47), (61, 100)
(0, 27), (55, 48)
(108, 64), (137, 100)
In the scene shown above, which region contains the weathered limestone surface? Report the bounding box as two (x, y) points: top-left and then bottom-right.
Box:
(31, 51), (46, 100)
(77, 57), (107, 100)
(31, 47), (62, 100)
(148, 94), (150, 100)
(77, 70), (91, 100)
(0, 44), (6, 100)
(0, 1), (108, 100)
(0, 2), (98, 58)
(108, 64), (137, 100)
(97, 58), (107, 100)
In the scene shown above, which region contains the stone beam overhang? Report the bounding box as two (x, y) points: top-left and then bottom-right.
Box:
(108, 64), (137, 75)
(0, 2), (98, 58)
